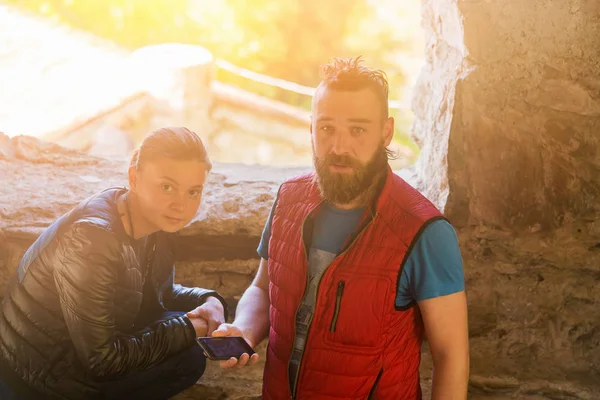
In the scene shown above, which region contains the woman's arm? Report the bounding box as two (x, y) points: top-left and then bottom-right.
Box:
(162, 269), (228, 320)
(158, 233), (229, 319)
(54, 223), (197, 379)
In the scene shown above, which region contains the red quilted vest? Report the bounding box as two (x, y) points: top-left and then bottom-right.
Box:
(263, 167), (444, 400)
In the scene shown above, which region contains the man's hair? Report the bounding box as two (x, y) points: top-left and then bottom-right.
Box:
(319, 56), (389, 119)
(130, 127), (212, 171)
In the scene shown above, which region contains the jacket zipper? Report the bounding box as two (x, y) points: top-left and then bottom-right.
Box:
(289, 211), (378, 399)
(329, 281), (345, 332)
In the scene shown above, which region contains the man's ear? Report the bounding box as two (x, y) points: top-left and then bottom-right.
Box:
(128, 166), (138, 192)
(383, 117), (395, 147)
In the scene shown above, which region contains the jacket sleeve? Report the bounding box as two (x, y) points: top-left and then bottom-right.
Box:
(162, 270), (228, 320)
(160, 233), (229, 320)
(53, 222), (197, 379)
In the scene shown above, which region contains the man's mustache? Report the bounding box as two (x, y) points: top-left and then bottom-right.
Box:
(323, 154), (361, 169)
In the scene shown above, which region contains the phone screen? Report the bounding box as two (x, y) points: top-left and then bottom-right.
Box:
(196, 337), (256, 360)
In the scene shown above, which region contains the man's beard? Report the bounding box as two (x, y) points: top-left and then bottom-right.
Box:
(313, 143), (388, 206)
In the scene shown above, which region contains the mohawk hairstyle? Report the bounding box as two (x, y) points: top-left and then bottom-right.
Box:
(319, 56), (389, 119)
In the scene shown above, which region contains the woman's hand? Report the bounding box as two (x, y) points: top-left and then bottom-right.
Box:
(185, 296), (226, 336)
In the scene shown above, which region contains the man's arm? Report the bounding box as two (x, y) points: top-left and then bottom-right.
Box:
(219, 257), (270, 348)
(228, 194), (276, 346)
(212, 194), (276, 367)
(211, 257), (270, 368)
(396, 219), (469, 398)
(419, 291), (469, 399)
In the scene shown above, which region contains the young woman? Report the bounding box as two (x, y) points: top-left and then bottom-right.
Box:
(0, 127), (228, 399)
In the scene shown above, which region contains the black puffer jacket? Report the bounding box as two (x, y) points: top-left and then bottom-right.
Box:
(0, 188), (227, 399)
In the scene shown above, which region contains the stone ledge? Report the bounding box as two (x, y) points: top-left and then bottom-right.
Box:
(0, 133), (310, 242)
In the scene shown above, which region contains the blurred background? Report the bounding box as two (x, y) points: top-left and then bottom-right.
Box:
(1, 0), (424, 168)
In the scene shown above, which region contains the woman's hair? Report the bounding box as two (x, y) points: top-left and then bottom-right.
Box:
(129, 127), (212, 171)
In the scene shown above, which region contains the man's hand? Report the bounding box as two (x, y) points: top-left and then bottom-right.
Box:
(212, 323), (260, 368)
(186, 296), (226, 337)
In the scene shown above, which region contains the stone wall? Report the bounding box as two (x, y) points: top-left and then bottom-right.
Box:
(414, 0), (600, 230)
(411, 0), (600, 398)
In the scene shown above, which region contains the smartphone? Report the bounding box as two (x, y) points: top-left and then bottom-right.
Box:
(196, 336), (256, 361)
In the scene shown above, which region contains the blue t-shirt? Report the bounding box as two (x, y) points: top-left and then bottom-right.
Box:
(257, 198), (465, 308)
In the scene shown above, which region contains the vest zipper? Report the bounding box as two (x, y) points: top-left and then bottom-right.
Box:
(288, 206), (318, 399)
(329, 280), (345, 332)
(367, 368), (384, 399)
(289, 211), (379, 399)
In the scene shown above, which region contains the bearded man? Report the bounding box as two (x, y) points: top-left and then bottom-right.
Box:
(213, 57), (470, 400)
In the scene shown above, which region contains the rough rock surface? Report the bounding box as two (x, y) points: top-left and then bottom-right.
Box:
(412, 0), (600, 231)
(410, 0), (600, 397)
(0, 133), (309, 240)
(461, 221), (600, 397)
(408, 0), (600, 397)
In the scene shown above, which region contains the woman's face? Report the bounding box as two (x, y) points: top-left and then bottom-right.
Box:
(129, 156), (209, 233)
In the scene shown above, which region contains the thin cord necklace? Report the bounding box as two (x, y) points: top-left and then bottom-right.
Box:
(125, 192), (135, 240)
(125, 192), (154, 283)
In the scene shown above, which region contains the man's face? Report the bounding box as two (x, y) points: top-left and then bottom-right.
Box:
(311, 85), (394, 205)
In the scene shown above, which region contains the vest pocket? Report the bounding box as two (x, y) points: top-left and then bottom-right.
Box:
(324, 274), (390, 350)
(329, 280), (345, 332)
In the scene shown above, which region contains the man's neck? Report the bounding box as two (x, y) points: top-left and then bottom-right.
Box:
(332, 198), (364, 210)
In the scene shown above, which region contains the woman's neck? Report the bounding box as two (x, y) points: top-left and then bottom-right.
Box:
(119, 192), (158, 240)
